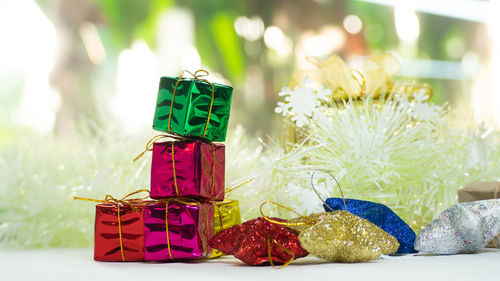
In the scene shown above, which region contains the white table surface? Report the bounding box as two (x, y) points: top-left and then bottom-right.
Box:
(2, 248), (499, 281)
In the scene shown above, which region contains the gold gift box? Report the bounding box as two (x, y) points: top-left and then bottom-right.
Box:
(210, 200), (242, 258)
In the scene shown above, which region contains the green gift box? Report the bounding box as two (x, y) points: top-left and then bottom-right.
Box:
(152, 71), (233, 142)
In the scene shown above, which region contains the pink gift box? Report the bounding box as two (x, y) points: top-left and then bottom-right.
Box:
(150, 140), (225, 200)
(144, 201), (214, 261)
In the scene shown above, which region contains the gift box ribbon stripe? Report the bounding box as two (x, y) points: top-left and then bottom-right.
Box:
(171, 142), (216, 198)
(134, 134), (218, 199)
(168, 69), (215, 138)
(151, 197), (207, 260)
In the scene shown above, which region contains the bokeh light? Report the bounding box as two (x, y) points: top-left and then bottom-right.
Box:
(181, 46), (201, 70)
(461, 51), (480, 78)
(445, 37), (466, 60)
(298, 26), (345, 57)
(394, 5), (420, 43)
(79, 22), (106, 65)
(264, 26), (293, 56)
(343, 15), (363, 34)
(0, 0), (55, 71)
(113, 41), (158, 134)
(0, 0), (498, 137)
(234, 16), (265, 41)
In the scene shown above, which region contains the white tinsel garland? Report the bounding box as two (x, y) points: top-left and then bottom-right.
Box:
(229, 81), (500, 231)
(0, 124), (265, 248)
(2, 84), (500, 248)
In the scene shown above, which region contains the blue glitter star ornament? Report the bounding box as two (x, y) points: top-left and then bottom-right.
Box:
(324, 198), (417, 254)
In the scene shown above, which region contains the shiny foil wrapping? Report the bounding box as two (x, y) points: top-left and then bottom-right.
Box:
(210, 200), (242, 258)
(150, 140), (225, 200)
(144, 201), (214, 261)
(94, 203), (145, 262)
(152, 76), (233, 142)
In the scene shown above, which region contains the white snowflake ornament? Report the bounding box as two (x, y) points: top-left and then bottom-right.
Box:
(275, 78), (331, 127)
(412, 103), (439, 120)
(410, 89), (440, 120)
(413, 89), (430, 103)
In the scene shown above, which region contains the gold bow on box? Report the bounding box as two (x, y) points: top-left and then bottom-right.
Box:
(73, 189), (150, 262)
(283, 54), (433, 148)
(289, 53), (432, 100)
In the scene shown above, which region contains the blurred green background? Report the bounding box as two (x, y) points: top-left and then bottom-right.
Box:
(2, 0), (500, 249)
(0, 0), (496, 141)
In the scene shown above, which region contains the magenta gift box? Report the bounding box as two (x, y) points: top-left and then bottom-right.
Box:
(144, 201), (214, 261)
(150, 140), (225, 200)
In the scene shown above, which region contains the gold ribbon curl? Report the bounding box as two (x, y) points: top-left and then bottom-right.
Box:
(259, 201), (315, 227)
(224, 178), (255, 197)
(267, 237), (296, 269)
(168, 69), (215, 139)
(73, 189), (150, 261)
(133, 134), (185, 162)
(258, 201), (312, 269)
(213, 178), (255, 233)
(258, 169), (348, 227)
(256, 170), (349, 268)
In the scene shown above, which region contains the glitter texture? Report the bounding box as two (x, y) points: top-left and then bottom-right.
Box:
(287, 213), (324, 232)
(210, 200), (242, 258)
(324, 198), (417, 253)
(415, 199), (500, 254)
(208, 217), (308, 265)
(296, 211), (399, 263)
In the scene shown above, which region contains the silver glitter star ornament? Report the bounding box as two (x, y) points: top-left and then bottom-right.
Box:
(415, 199), (500, 254)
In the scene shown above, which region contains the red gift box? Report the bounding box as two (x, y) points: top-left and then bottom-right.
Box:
(94, 203), (145, 261)
(73, 190), (149, 262)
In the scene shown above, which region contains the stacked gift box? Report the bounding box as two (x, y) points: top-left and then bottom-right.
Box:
(77, 70), (242, 262)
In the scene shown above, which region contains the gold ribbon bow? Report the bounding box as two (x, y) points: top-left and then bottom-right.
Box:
(134, 134), (217, 199)
(168, 69), (215, 138)
(73, 189), (150, 261)
(290, 53), (431, 100)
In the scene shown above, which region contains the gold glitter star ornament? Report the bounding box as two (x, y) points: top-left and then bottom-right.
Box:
(297, 211), (400, 262)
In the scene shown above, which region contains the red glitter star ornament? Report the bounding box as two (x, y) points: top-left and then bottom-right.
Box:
(208, 217), (308, 266)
